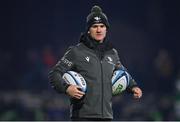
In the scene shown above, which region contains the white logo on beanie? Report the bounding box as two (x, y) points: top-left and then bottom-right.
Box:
(94, 16), (101, 21)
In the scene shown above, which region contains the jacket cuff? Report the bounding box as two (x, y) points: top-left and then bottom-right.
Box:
(63, 83), (70, 94)
(126, 79), (138, 94)
(126, 84), (138, 94)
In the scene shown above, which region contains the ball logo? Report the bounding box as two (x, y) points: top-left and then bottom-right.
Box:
(80, 77), (86, 86)
(113, 84), (123, 95)
(75, 73), (86, 86)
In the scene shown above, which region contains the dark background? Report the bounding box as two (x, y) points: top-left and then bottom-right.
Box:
(0, 0), (180, 120)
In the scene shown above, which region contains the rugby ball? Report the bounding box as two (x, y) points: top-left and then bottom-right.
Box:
(111, 69), (130, 95)
(62, 71), (87, 92)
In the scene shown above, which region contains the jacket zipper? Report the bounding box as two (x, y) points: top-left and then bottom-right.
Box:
(95, 49), (104, 118)
(100, 60), (104, 118)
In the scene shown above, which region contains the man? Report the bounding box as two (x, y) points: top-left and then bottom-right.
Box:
(48, 5), (142, 121)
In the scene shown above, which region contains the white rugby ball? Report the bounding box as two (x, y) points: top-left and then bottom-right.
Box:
(62, 71), (87, 92)
(111, 69), (130, 95)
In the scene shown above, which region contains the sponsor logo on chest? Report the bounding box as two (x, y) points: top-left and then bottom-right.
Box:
(85, 56), (90, 62)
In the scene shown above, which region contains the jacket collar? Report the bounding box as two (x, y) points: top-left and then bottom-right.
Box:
(79, 33), (113, 52)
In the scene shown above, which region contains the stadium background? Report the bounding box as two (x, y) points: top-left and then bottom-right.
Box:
(0, 0), (180, 120)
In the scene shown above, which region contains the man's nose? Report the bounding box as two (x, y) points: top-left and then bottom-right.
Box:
(97, 27), (101, 32)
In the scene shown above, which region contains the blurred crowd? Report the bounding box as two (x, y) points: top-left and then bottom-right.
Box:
(0, 45), (180, 121)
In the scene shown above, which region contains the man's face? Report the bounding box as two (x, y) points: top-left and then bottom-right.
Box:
(89, 23), (107, 43)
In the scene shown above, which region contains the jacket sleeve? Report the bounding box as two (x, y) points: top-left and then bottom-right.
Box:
(113, 49), (138, 93)
(48, 46), (76, 94)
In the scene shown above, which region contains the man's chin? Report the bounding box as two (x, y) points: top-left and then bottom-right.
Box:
(95, 38), (104, 41)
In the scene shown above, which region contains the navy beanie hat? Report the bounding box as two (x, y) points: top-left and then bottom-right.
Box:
(86, 5), (110, 31)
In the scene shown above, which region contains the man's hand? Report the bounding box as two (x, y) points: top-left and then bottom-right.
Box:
(66, 85), (85, 99)
(132, 87), (142, 99)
